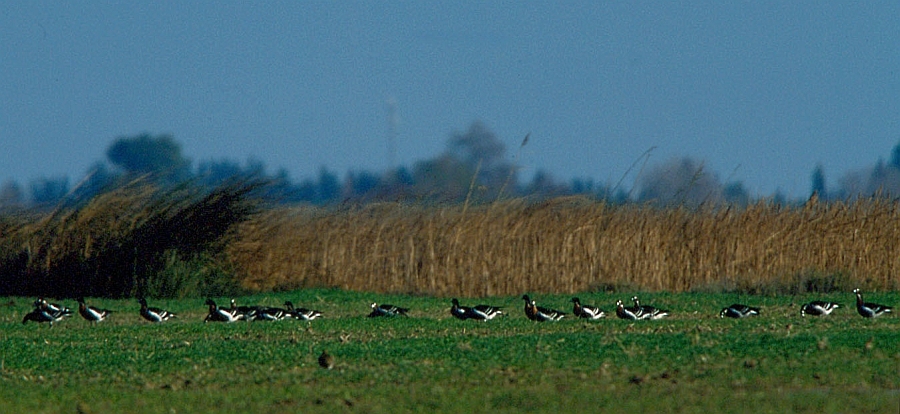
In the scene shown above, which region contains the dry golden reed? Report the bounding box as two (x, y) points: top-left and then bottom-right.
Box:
(227, 197), (900, 297)
(0, 181), (257, 298)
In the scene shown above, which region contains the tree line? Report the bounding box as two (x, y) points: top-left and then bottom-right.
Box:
(2, 121), (900, 211)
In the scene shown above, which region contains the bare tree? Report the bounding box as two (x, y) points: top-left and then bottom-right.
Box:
(637, 157), (724, 207)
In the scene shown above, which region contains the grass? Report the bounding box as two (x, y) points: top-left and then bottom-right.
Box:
(2, 289), (899, 413)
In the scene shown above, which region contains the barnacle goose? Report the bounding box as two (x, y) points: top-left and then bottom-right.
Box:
(77, 298), (113, 324)
(800, 301), (840, 317)
(368, 302), (410, 317)
(853, 289), (892, 318)
(719, 303), (760, 318)
(450, 298), (503, 321)
(521, 295), (565, 322)
(571, 297), (605, 319)
(631, 296), (669, 320)
(138, 298), (176, 322)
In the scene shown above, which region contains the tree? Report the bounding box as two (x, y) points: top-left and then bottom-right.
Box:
(411, 154), (474, 201)
(409, 121), (520, 202)
(343, 170), (381, 201)
(106, 133), (191, 183)
(0, 180), (25, 209)
(891, 141), (900, 170)
(810, 164), (826, 199)
(449, 121), (506, 170)
(59, 162), (118, 205)
(316, 167), (341, 203)
(523, 170), (568, 198)
(637, 157), (724, 207)
(29, 176), (69, 206)
(723, 181), (750, 205)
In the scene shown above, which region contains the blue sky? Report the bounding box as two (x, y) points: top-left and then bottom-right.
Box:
(2, 2), (899, 198)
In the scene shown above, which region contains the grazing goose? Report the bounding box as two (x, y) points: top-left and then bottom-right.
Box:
(368, 303), (410, 317)
(204, 299), (243, 323)
(800, 301), (840, 317)
(34, 298), (72, 315)
(720, 304), (761, 319)
(450, 298), (503, 321)
(318, 350), (334, 369)
(615, 299), (644, 320)
(631, 296), (670, 320)
(22, 308), (61, 326)
(138, 298), (177, 322)
(77, 298), (113, 324)
(230, 299), (258, 320)
(284, 301), (323, 321)
(521, 295), (565, 322)
(853, 289), (892, 318)
(22, 302), (72, 326)
(571, 297), (605, 319)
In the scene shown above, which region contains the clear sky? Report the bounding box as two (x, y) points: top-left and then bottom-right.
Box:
(2, 2), (899, 198)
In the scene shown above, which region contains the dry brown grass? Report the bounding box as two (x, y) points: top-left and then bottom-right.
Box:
(0, 181), (258, 298)
(227, 196), (900, 296)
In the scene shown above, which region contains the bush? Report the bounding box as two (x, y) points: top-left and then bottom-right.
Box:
(0, 180), (260, 298)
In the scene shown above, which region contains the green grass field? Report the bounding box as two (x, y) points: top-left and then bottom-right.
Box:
(1, 289), (898, 413)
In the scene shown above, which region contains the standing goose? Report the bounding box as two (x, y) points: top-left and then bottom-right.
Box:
(284, 301), (323, 321)
(720, 304), (761, 319)
(571, 297), (605, 319)
(138, 298), (177, 323)
(450, 298), (503, 321)
(204, 299), (242, 323)
(77, 298), (113, 324)
(368, 302), (410, 317)
(615, 299), (644, 320)
(853, 289), (892, 318)
(631, 296), (670, 320)
(521, 295), (565, 322)
(800, 301), (840, 317)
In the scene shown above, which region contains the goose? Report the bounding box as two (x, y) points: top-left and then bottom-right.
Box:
(22, 304), (71, 327)
(853, 289), (892, 318)
(77, 298), (113, 324)
(800, 301), (840, 317)
(318, 350), (334, 369)
(284, 301), (323, 321)
(521, 295), (565, 322)
(204, 299), (242, 323)
(615, 299), (644, 320)
(720, 303), (760, 318)
(230, 299), (258, 320)
(34, 298), (71, 315)
(253, 306), (288, 321)
(368, 303), (410, 317)
(571, 297), (605, 319)
(138, 298), (177, 322)
(631, 296), (670, 320)
(450, 298), (503, 321)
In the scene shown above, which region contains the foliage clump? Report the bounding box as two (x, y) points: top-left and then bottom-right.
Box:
(0, 180), (260, 298)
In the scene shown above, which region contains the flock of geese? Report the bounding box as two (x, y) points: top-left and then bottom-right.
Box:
(19, 288), (893, 328)
(518, 289), (891, 321)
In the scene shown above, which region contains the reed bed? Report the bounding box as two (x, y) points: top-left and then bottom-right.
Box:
(228, 197), (900, 296)
(0, 181), (258, 298)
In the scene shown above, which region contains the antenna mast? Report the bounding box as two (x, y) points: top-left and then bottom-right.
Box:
(385, 97), (399, 171)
